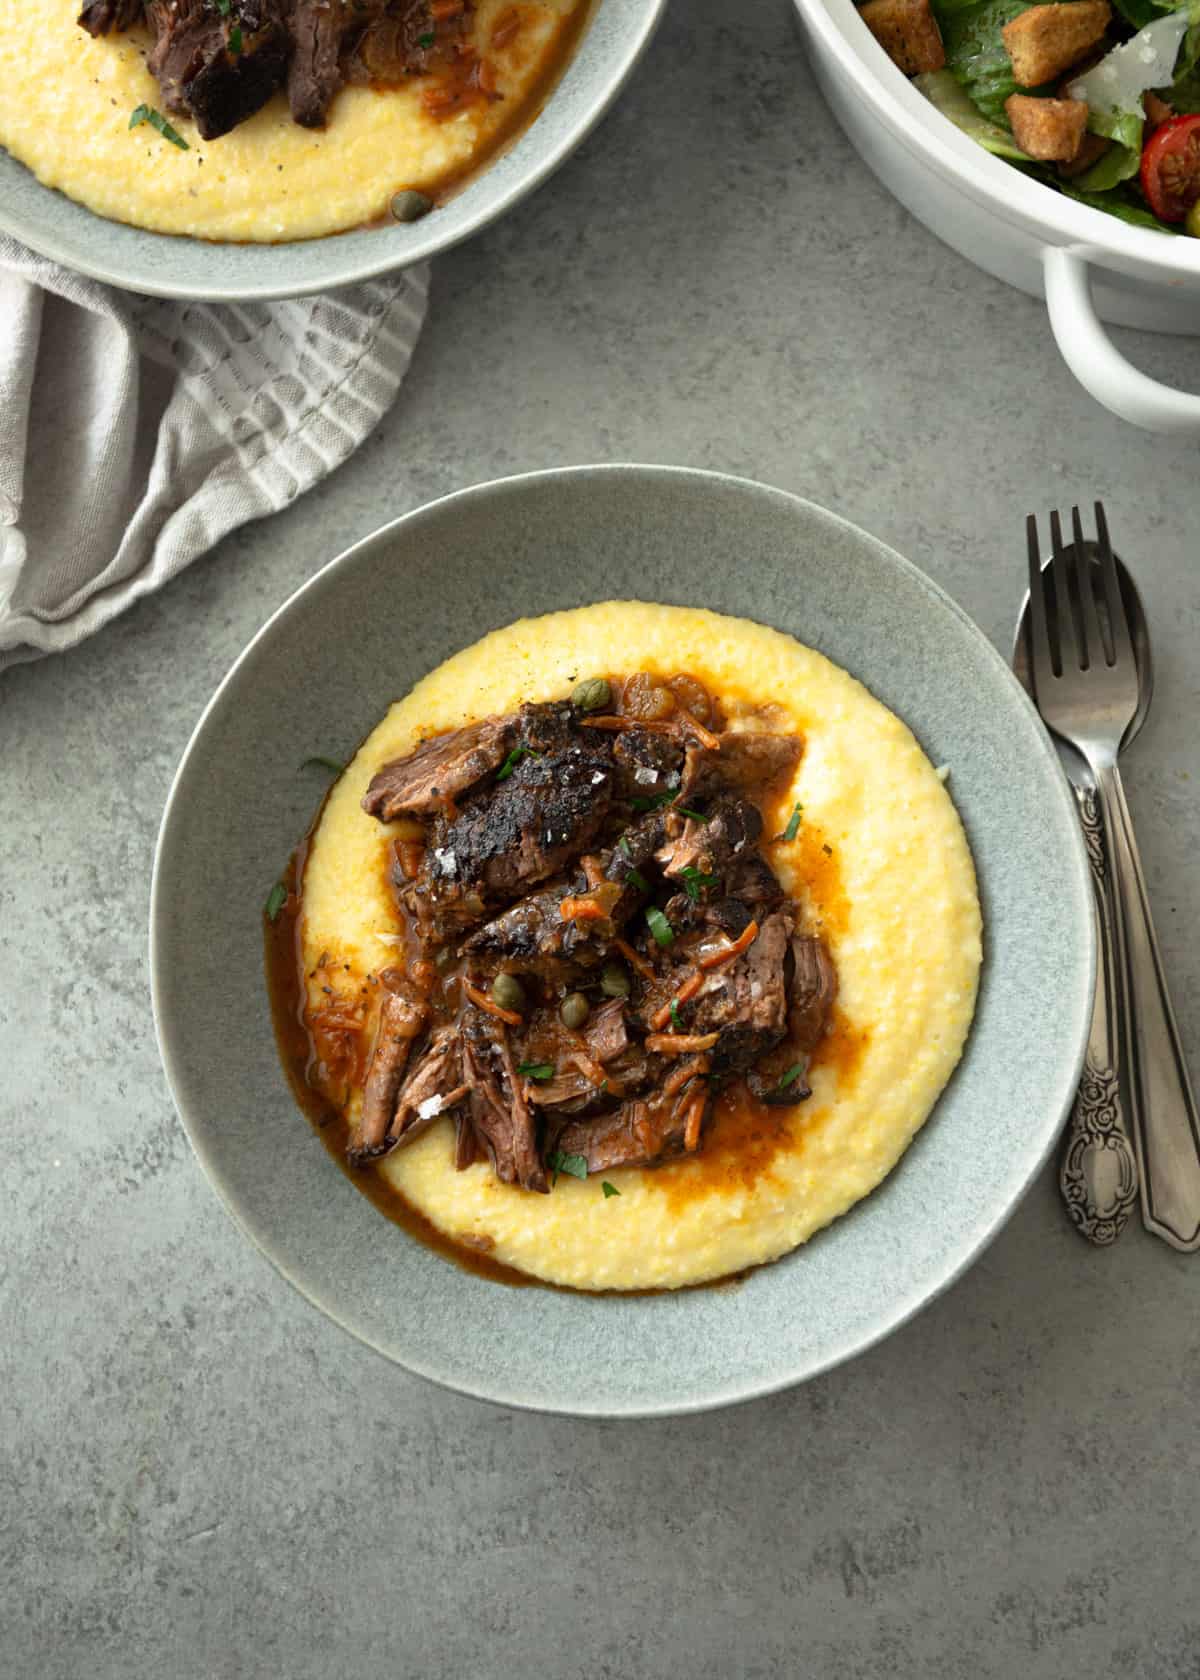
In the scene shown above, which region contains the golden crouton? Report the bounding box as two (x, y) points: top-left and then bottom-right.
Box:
(1144, 91), (1174, 128)
(1005, 94), (1090, 161)
(1001, 3), (1111, 88)
(860, 0), (946, 75)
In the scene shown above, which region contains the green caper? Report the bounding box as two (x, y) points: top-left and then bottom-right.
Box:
(600, 963), (630, 999)
(390, 189), (434, 224)
(573, 677), (612, 713)
(560, 991), (591, 1030)
(491, 972), (526, 1012)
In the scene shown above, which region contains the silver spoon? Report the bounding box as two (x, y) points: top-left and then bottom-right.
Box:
(1012, 540), (1150, 1243)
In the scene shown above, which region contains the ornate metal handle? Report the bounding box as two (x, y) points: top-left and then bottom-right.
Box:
(1098, 763), (1200, 1251)
(1059, 786), (1138, 1244)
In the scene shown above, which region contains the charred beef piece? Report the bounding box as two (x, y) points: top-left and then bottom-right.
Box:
(690, 910), (794, 1071)
(350, 987), (428, 1164)
(611, 728), (683, 802)
(463, 880), (606, 979)
(555, 1082), (712, 1173)
(789, 934), (838, 1051)
(680, 732), (802, 800)
(145, 0), (290, 140)
(363, 714), (517, 822)
(79, 0), (145, 34)
(461, 1011), (547, 1192)
(410, 740), (615, 937)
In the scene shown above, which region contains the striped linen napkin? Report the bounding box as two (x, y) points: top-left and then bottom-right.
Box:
(0, 236), (429, 672)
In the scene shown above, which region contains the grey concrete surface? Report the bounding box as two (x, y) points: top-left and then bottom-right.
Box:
(3, 1), (1200, 1675)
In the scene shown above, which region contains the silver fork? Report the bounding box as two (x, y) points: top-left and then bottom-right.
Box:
(1027, 505), (1200, 1251)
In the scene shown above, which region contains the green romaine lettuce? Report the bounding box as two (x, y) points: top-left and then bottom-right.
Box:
(914, 68), (1030, 154)
(930, 0), (1034, 122)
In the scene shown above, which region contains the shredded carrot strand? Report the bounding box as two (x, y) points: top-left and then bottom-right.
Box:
(613, 937), (654, 980)
(683, 1093), (706, 1152)
(649, 969), (704, 1031)
(462, 980), (522, 1027)
(663, 1054), (709, 1098)
(577, 716), (629, 732)
(559, 895), (608, 923)
(570, 1051), (620, 1095)
(697, 918), (760, 971)
(645, 1033), (719, 1055)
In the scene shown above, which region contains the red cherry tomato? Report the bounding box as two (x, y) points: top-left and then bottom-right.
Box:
(1141, 113), (1200, 224)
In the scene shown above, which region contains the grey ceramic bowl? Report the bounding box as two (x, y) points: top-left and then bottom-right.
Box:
(0, 0), (665, 301)
(151, 465), (1094, 1416)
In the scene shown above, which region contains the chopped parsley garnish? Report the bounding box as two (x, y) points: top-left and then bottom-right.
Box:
(516, 1061), (555, 1082)
(645, 906), (675, 948)
(129, 104), (190, 149)
(228, 22), (243, 53)
(496, 745), (538, 781)
(669, 999), (683, 1031)
(417, 30), (436, 46)
(675, 805), (707, 822)
(602, 1181), (621, 1198)
(677, 865), (717, 903)
(300, 755), (346, 774)
(548, 1150), (588, 1185)
(631, 790), (675, 812)
(214, 0), (231, 13)
(616, 836), (648, 891)
(776, 1063), (807, 1092)
(264, 882), (287, 922)
(781, 803), (803, 842)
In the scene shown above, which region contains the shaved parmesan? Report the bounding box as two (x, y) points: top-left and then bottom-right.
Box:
(1068, 11), (1189, 117)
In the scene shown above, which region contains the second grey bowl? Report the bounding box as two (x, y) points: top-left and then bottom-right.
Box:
(151, 465), (1095, 1416)
(0, 0), (667, 300)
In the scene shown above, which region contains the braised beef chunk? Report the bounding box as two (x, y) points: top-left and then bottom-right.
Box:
(462, 1013), (548, 1192)
(789, 934), (838, 1051)
(79, 0), (144, 35)
(345, 0), (475, 82)
(145, 0), (290, 140)
(555, 1083), (711, 1173)
(288, 0), (394, 128)
(391, 1028), (468, 1146)
(350, 987), (427, 1164)
(659, 795), (762, 882)
(346, 682), (826, 1187)
(691, 910), (794, 1071)
(363, 715), (517, 821)
(681, 732), (803, 799)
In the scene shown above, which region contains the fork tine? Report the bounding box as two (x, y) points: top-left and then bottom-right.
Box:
(1050, 508), (1083, 673)
(1095, 501), (1135, 670)
(1072, 504), (1105, 670)
(1026, 513), (1057, 694)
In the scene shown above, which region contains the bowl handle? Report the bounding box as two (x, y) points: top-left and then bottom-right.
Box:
(1043, 247), (1200, 436)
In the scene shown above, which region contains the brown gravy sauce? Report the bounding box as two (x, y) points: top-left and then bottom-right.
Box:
(265, 693), (856, 1293)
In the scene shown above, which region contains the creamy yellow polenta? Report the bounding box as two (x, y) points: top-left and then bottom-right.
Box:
(299, 602), (982, 1291)
(0, 0), (581, 241)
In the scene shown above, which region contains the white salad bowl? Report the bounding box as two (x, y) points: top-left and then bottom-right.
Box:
(793, 0), (1200, 435)
(0, 0), (666, 302)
